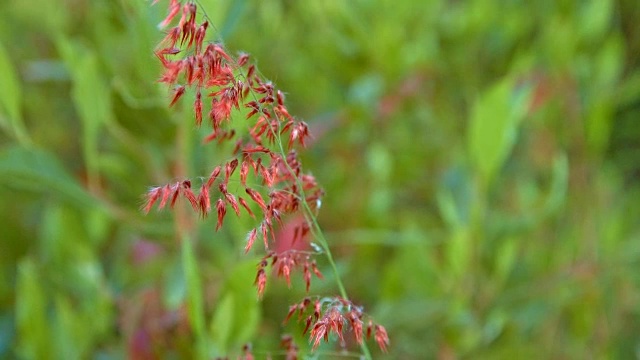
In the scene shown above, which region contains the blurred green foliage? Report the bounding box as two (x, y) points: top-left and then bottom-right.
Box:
(1, 0), (640, 358)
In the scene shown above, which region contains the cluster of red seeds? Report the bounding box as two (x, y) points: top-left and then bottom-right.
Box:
(146, 0), (389, 356)
(254, 250), (324, 299)
(144, 0), (322, 255)
(152, 0), (310, 146)
(284, 296), (390, 353)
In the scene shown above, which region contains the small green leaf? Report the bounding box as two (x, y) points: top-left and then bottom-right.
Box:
(57, 38), (113, 188)
(54, 295), (84, 359)
(15, 258), (50, 359)
(0, 42), (30, 145)
(0, 146), (98, 209)
(468, 77), (532, 183)
(164, 259), (187, 309)
(579, 0), (612, 42)
(209, 260), (260, 354)
(210, 293), (235, 353)
(181, 238), (207, 358)
(0, 43), (20, 121)
(446, 229), (472, 279)
(494, 237), (517, 284)
(541, 153), (568, 217)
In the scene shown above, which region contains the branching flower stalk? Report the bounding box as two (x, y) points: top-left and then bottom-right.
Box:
(143, 1), (388, 357)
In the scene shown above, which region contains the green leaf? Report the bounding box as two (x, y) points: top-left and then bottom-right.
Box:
(0, 146), (98, 209)
(446, 229), (472, 280)
(579, 0), (613, 42)
(210, 293), (235, 353)
(164, 259), (187, 309)
(494, 237), (517, 284)
(585, 99), (613, 154)
(15, 258), (50, 359)
(38, 203), (113, 349)
(0, 42), (30, 145)
(57, 38), (113, 188)
(220, 0), (247, 39)
(53, 295), (84, 359)
(541, 153), (568, 216)
(468, 77), (532, 183)
(0, 313), (13, 357)
(181, 238), (207, 358)
(209, 260), (260, 354)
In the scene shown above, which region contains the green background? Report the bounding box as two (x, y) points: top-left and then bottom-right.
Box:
(1, 0), (640, 358)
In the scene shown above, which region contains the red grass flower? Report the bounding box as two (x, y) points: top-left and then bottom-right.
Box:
(245, 228), (258, 254)
(169, 85), (186, 107)
(194, 90), (203, 126)
(254, 268), (267, 299)
(245, 187), (267, 212)
(374, 325), (390, 353)
(197, 184), (210, 217)
(144, 0), (389, 354)
(238, 197), (255, 218)
(157, 0), (180, 28)
(215, 198), (226, 231)
(284, 296), (389, 353)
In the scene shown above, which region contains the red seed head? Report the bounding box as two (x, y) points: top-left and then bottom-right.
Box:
(169, 85), (186, 107)
(254, 268), (267, 299)
(303, 315), (314, 335)
(246, 187), (267, 212)
(277, 90), (285, 106)
(182, 184), (198, 211)
(215, 198), (226, 231)
(374, 325), (390, 353)
(206, 166), (221, 188)
(310, 320), (328, 350)
(240, 161), (250, 186)
(169, 183), (181, 208)
(142, 187), (163, 213)
(224, 158), (239, 182)
(158, 0), (180, 28)
(303, 262), (311, 292)
(311, 260), (323, 279)
(348, 311), (364, 344)
(225, 192), (241, 216)
(245, 228), (258, 254)
(197, 184), (210, 218)
(194, 90), (203, 126)
(237, 53), (250, 67)
(284, 304), (298, 325)
(238, 197), (255, 218)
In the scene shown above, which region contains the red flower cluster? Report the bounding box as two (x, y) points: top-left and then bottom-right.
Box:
(144, 0), (323, 255)
(153, 0), (311, 149)
(145, 0), (390, 356)
(254, 250), (324, 299)
(284, 296), (390, 353)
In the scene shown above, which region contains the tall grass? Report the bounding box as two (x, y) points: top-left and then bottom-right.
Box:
(143, 1), (387, 357)
(1, 0), (640, 358)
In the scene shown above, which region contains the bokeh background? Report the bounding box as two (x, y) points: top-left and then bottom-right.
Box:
(2, 0), (640, 358)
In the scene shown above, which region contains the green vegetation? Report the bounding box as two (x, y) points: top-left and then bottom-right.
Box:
(1, 0), (640, 358)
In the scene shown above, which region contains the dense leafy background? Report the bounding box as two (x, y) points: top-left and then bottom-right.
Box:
(1, 0), (640, 358)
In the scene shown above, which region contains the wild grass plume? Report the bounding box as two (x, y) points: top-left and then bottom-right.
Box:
(144, 1), (388, 357)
